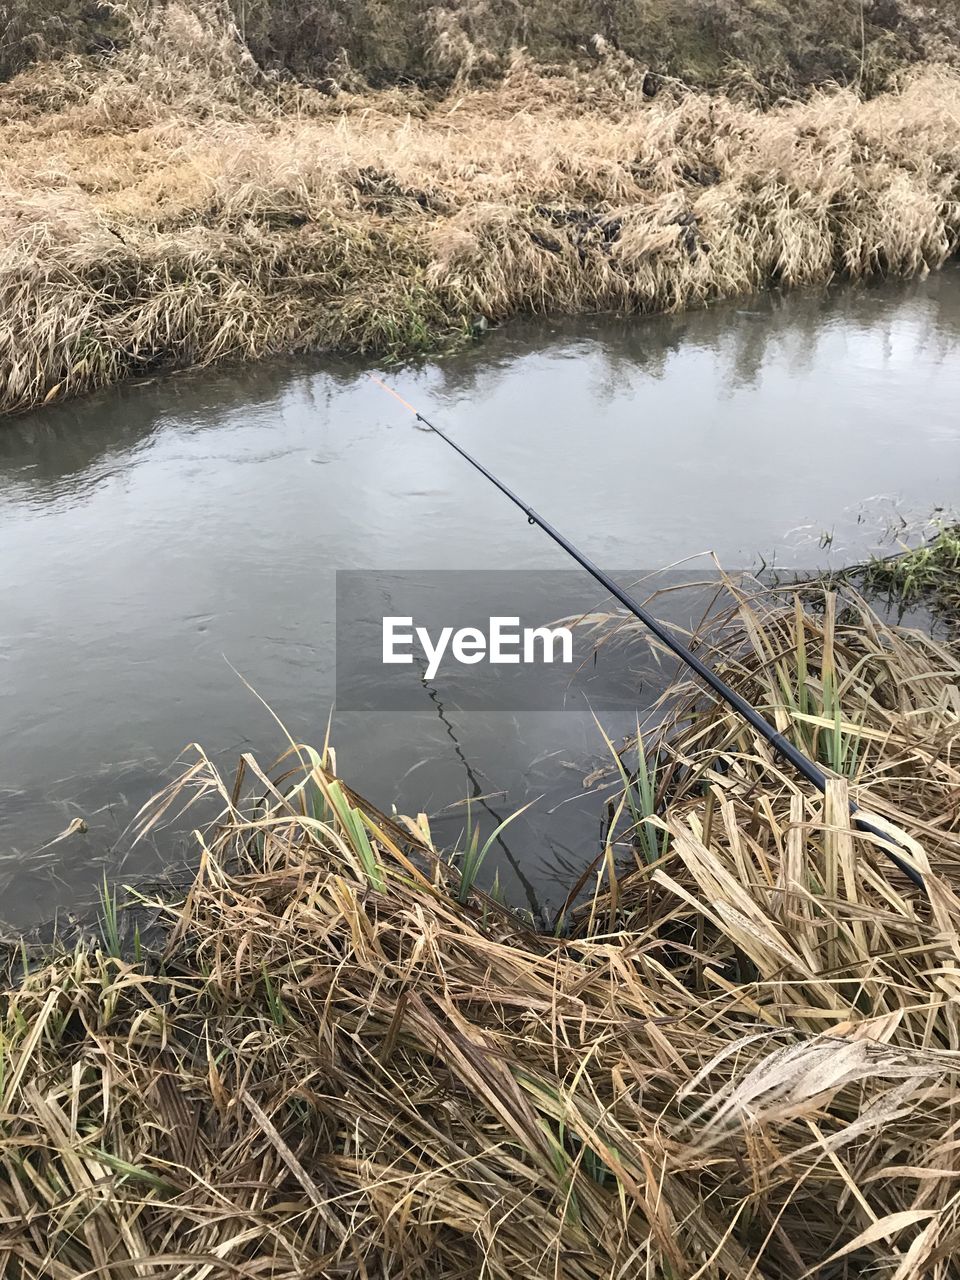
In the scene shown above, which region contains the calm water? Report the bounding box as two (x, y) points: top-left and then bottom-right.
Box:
(2, 270), (959, 926)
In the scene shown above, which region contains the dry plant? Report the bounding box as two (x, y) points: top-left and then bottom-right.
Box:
(1, 6), (959, 415)
(105, 1), (266, 108)
(4, 592), (960, 1276)
(3, 0), (954, 90)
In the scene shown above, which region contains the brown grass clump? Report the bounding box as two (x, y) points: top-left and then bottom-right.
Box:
(1, 10), (960, 414)
(4, 592), (960, 1277)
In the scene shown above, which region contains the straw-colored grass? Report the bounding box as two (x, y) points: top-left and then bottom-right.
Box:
(1, 3), (960, 414)
(4, 591), (960, 1277)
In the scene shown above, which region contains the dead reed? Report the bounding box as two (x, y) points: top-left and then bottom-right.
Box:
(1, 4), (960, 414)
(4, 590), (960, 1276)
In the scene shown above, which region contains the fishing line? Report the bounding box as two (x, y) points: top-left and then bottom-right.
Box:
(370, 375), (926, 894)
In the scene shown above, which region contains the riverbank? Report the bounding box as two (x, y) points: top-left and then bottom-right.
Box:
(4, 588), (960, 1276)
(2, 5), (960, 414)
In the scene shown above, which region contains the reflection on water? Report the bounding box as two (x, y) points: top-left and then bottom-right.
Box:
(1, 267), (959, 926)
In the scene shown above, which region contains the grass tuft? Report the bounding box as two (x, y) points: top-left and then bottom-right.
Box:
(864, 522), (960, 619)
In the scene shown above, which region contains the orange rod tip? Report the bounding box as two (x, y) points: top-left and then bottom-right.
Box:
(368, 373), (419, 416)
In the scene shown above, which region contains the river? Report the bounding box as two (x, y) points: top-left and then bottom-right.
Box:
(2, 269), (959, 927)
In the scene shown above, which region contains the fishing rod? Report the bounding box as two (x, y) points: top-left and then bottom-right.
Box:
(370, 376), (925, 893)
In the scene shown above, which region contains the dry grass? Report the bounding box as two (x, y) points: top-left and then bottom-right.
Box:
(3, 0), (957, 92)
(4, 591), (960, 1276)
(1, 4), (960, 414)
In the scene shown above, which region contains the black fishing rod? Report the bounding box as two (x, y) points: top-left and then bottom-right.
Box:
(371, 377), (925, 892)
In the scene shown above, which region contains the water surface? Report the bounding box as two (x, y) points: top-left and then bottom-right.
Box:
(2, 269), (959, 925)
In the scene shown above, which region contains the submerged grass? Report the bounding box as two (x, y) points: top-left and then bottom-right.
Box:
(864, 523), (960, 620)
(5, 592), (960, 1276)
(2, 3), (960, 413)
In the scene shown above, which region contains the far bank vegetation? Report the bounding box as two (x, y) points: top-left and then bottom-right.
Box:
(1, 3), (959, 412)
